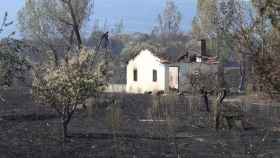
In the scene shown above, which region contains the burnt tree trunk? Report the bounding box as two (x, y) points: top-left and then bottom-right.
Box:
(63, 121), (69, 139)
(217, 63), (226, 88)
(239, 54), (246, 92)
(203, 93), (210, 112)
(201, 88), (210, 112)
(239, 66), (246, 92)
(61, 108), (76, 140)
(62, 118), (71, 140)
(63, 0), (83, 49)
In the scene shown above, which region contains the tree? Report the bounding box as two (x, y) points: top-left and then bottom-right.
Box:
(113, 18), (124, 34)
(153, 0), (181, 36)
(252, 0), (280, 31)
(0, 41), (30, 87)
(0, 12), (30, 93)
(18, 0), (94, 64)
(32, 49), (107, 139)
(193, 0), (242, 89)
(231, 0), (280, 96)
(193, 0), (218, 39)
(194, 0), (241, 56)
(251, 0), (280, 95)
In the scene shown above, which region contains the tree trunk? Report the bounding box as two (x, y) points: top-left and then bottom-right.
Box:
(217, 63), (225, 88)
(53, 51), (59, 66)
(239, 55), (246, 92)
(203, 93), (210, 112)
(201, 88), (210, 112)
(239, 73), (246, 92)
(61, 105), (77, 141)
(62, 119), (70, 140)
(65, 1), (83, 49)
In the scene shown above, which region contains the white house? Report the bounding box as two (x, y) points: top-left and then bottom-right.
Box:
(126, 49), (169, 93)
(126, 40), (218, 94)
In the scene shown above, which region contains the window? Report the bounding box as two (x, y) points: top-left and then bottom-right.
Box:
(153, 70), (157, 82)
(133, 69), (138, 81)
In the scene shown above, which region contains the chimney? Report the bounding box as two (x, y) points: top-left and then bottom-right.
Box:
(201, 39), (206, 57)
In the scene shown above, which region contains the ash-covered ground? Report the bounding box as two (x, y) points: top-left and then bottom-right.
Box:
(0, 89), (280, 158)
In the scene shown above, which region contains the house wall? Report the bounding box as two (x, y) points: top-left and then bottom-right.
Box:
(126, 50), (168, 93)
(169, 62), (218, 92)
(185, 63), (218, 91)
(168, 63), (188, 92)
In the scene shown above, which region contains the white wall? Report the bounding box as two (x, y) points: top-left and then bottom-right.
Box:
(126, 50), (168, 93)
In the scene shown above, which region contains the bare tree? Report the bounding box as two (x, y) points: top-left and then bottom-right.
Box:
(193, 0), (241, 89)
(153, 0), (181, 37)
(231, 0), (280, 96)
(18, 0), (94, 64)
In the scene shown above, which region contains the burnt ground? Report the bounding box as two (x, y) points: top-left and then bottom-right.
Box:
(0, 88), (280, 158)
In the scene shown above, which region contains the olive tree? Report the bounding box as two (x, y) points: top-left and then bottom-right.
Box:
(32, 49), (107, 139)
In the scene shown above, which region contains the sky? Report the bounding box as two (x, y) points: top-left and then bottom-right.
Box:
(0, 0), (198, 38)
(0, 0), (24, 37)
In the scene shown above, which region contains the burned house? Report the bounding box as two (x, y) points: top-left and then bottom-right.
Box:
(126, 40), (218, 94)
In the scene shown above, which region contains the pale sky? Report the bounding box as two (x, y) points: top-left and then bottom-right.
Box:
(0, 0), (24, 37)
(0, 0), (198, 38)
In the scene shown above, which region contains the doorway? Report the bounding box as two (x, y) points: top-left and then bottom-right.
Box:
(169, 66), (179, 91)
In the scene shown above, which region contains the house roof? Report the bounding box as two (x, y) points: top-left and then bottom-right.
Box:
(125, 41), (218, 64)
(125, 42), (188, 64)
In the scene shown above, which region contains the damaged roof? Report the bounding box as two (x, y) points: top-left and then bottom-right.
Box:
(125, 42), (189, 63)
(125, 40), (218, 64)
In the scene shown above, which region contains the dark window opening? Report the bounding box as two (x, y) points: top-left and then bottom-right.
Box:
(133, 69), (138, 81)
(153, 70), (157, 82)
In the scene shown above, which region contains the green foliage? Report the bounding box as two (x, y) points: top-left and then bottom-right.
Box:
(0, 43), (29, 86)
(0, 12), (29, 87)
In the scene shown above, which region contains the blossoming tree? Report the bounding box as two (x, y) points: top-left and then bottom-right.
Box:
(32, 49), (107, 139)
